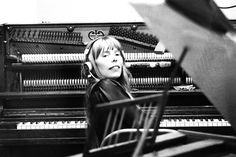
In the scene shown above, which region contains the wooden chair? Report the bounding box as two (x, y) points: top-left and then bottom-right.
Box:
(82, 93), (172, 157)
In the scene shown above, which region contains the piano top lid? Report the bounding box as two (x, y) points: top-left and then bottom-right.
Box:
(131, 1), (236, 132)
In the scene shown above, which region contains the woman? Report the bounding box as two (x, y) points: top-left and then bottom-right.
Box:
(83, 36), (141, 148)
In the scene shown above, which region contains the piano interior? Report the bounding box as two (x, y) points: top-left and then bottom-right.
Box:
(0, 22), (236, 157)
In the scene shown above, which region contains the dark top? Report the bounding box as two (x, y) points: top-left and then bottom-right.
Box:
(85, 78), (140, 148)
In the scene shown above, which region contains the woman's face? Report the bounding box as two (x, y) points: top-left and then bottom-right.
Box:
(95, 48), (123, 79)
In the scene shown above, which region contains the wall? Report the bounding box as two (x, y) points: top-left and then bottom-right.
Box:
(0, 0), (235, 24)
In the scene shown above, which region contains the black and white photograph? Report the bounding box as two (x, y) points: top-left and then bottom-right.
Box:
(0, 0), (236, 156)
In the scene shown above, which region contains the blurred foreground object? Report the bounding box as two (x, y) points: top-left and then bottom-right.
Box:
(131, 0), (236, 131)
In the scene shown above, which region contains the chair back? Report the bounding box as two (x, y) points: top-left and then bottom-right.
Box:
(83, 93), (165, 157)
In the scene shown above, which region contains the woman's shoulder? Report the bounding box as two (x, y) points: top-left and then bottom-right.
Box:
(95, 78), (120, 87)
(90, 78), (129, 101)
(90, 78), (122, 93)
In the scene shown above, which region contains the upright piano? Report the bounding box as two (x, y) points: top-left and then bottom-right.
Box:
(0, 22), (235, 157)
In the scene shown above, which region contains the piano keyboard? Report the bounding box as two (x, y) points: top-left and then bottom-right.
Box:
(16, 118), (230, 130)
(160, 118), (231, 127)
(17, 121), (87, 130)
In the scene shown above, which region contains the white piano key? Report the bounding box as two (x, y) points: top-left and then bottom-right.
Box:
(25, 122), (31, 130)
(17, 122), (23, 130)
(56, 121), (63, 129)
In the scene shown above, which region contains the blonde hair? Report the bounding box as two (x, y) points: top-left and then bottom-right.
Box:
(83, 36), (132, 91)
